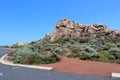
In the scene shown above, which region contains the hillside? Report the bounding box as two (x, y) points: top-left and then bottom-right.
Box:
(9, 18), (120, 64)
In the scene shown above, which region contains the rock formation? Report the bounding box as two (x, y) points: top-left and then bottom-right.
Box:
(45, 18), (120, 41)
(15, 42), (29, 46)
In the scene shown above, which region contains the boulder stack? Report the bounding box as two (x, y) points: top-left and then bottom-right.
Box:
(45, 18), (120, 41)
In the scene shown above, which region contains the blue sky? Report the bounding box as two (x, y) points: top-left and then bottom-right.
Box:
(0, 0), (120, 46)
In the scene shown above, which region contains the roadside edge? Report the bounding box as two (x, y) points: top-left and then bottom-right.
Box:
(0, 54), (53, 70)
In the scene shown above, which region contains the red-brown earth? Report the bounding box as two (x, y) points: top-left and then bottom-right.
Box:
(37, 56), (120, 77)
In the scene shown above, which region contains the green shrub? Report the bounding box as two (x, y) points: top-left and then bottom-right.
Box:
(54, 38), (70, 44)
(108, 43), (117, 48)
(115, 60), (120, 64)
(67, 54), (75, 58)
(16, 46), (35, 55)
(108, 55), (116, 60)
(22, 54), (41, 64)
(79, 54), (90, 60)
(54, 47), (63, 54)
(69, 39), (75, 44)
(40, 53), (61, 64)
(64, 42), (72, 48)
(117, 43), (120, 48)
(31, 44), (44, 52)
(14, 47), (61, 64)
(88, 38), (105, 48)
(71, 46), (81, 54)
(103, 45), (111, 50)
(84, 46), (97, 56)
(14, 46), (41, 64)
(62, 47), (69, 53)
(45, 44), (52, 51)
(78, 45), (99, 60)
(78, 37), (90, 43)
(109, 48), (120, 54)
(98, 53), (109, 62)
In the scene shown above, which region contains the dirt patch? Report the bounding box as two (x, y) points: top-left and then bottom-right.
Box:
(37, 56), (120, 77)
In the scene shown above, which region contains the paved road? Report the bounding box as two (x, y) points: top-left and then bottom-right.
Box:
(0, 48), (119, 80)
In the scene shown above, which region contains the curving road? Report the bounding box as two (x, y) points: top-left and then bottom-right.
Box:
(0, 48), (118, 80)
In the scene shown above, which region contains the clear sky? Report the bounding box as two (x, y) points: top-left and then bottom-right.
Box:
(0, 0), (120, 46)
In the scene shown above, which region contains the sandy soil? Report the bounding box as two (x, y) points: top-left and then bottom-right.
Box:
(37, 56), (120, 77)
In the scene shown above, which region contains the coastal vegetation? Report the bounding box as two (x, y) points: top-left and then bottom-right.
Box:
(8, 19), (120, 64)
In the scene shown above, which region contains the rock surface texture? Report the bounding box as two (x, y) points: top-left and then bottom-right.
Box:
(45, 18), (120, 41)
(15, 42), (29, 46)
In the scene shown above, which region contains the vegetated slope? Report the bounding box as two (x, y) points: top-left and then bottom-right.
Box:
(10, 18), (120, 64)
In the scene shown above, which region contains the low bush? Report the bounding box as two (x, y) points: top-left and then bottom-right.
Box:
(54, 38), (70, 44)
(117, 43), (120, 48)
(97, 53), (109, 62)
(54, 47), (63, 54)
(77, 37), (90, 43)
(67, 54), (75, 58)
(108, 55), (116, 60)
(71, 45), (81, 54)
(84, 46), (97, 56)
(40, 53), (61, 64)
(14, 47), (40, 64)
(14, 46), (61, 64)
(109, 48), (120, 54)
(109, 48), (120, 59)
(103, 45), (111, 50)
(79, 54), (90, 60)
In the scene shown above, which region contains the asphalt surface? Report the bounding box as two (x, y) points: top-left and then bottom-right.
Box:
(0, 48), (119, 80)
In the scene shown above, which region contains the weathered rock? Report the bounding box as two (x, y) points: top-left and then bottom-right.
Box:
(45, 18), (120, 41)
(15, 42), (29, 46)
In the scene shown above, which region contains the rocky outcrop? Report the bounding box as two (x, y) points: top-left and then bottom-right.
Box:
(14, 42), (29, 46)
(45, 18), (120, 41)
